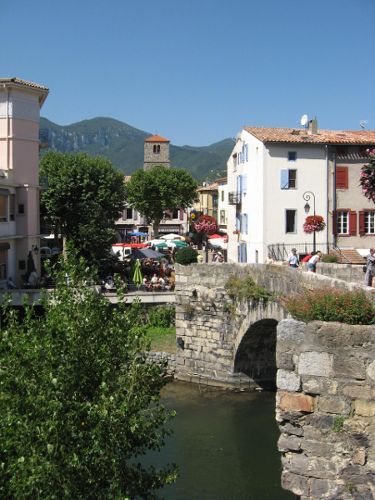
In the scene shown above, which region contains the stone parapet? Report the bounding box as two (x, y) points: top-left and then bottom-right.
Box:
(276, 319), (375, 499)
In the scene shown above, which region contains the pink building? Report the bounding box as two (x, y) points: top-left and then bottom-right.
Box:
(0, 78), (48, 286)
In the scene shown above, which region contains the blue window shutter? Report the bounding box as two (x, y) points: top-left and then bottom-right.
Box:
(236, 215), (240, 230)
(245, 144), (248, 162)
(280, 170), (289, 189)
(237, 175), (241, 195)
(242, 175), (247, 195)
(244, 214), (248, 234)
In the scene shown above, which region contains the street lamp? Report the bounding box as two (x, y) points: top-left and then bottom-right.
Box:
(303, 191), (316, 252)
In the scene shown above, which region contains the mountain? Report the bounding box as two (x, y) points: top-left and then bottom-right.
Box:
(39, 117), (234, 180)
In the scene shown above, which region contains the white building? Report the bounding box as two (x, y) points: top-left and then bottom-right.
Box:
(227, 122), (375, 263)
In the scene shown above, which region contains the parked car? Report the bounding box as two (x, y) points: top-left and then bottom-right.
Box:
(40, 246), (61, 258)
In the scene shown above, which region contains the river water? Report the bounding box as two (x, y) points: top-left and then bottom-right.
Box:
(146, 381), (294, 500)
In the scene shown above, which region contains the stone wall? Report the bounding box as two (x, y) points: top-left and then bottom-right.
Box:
(276, 319), (375, 499)
(315, 262), (365, 286)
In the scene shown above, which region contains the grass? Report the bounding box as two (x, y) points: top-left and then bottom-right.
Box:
(146, 326), (176, 353)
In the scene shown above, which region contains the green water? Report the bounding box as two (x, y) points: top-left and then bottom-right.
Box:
(147, 382), (294, 500)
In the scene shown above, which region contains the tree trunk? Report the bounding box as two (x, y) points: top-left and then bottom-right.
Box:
(153, 220), (160, 238)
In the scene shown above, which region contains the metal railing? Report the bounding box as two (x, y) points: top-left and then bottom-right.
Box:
(267, 243), (330, 262)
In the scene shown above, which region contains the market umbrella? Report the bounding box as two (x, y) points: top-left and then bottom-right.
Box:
(160, 233), (182, 240)
(132, 259), (143, 288)
(155, 242), (168, 250)
(167, 240), (188, 249)
(132, 248), (164, 260)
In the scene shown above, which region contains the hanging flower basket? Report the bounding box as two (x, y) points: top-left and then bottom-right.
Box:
(193, 214), (218, 234)
(303, 215), (326, 234)
(360, 149), (375, 202)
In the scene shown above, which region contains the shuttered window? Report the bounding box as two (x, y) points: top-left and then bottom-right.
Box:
(336, 210), (357, 235)
(336, 166), (348, 189)
(359, 210), (375, 235)
(280, 169), (297, 189)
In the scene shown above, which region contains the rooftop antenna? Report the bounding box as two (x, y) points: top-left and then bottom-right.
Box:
(360, 120), (368, 130)
(300, 114), (309, 129)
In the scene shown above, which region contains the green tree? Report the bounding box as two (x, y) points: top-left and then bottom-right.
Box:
(0, 258), (176, 499)
(40, 152), (126, 266)
(125, 166), (199, 236)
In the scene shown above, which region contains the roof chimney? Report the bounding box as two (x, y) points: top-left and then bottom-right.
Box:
(308, 118), (318, 135)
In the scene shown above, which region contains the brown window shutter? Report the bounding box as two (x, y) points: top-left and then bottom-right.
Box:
(332, 210), (337, 235)
(180, 209), (184, 221)
(349, 210), (357, 236)
(359, 211), (365, 236)
(336, 166), (348, 189)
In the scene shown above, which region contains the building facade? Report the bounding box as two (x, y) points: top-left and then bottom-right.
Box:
(143, 134), (170, 171)
(0, 78), (48, 285)
(227, 123), (375, 263)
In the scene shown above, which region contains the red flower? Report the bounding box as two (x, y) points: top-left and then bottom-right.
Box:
(303, 215), (326, 234)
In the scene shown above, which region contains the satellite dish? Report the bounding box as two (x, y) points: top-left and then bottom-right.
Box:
(300, 114), (308, 127)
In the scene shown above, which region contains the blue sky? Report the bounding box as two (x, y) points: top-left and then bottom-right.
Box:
(3, 0), (374, 146)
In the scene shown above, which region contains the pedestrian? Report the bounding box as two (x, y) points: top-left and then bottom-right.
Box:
(287, 248), (299, 268)
(364, 248), (375, 287)
(307, 251), (322, 273)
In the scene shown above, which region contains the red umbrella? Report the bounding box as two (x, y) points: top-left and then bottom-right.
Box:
(208, 234), (223, 239)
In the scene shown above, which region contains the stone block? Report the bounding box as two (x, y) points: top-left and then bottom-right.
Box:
(318, 396), (351, 415)
(342, 384), (375, 400)
(278, 391), (315, 413)
(278, 422), (304, 436)
(280, 471), (309, 497)
(277, 319), (306, 343)
(277, 369), (301, 392)
(298, 351), (333, 377)
(278, 434), (301, 452)
(333, 356), (367, 380)
(352, 447), (367, 466)
(310, 478), (344, 499)
(302, 377), (338, 395)
(354, 399), (375, 417)
(276, 351), (295, 370)
(366, 361), (375, 383)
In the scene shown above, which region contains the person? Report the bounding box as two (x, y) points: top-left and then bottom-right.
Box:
(28, 270), (39, 287)
(157, 276), (166, 290)
(301, 252), (314, 264)
(287, 248), (299, 268)
(364, 248), (375, 287)
(142, 276), (151, 291)
(150, 273), (159, 290)
(6, 276), (16, 289)
(307, 251), (322, 272)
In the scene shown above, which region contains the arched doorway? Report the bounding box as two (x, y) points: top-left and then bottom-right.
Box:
(234, 319), (278, 391)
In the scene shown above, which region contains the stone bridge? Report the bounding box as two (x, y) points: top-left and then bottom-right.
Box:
(174, 262), (371, 389)
(174, 263), (375, 498)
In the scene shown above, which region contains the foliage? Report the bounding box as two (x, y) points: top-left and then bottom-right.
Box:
(332, 416), (345, 433)
(145, 327), (177, 354)
(175, 247), (198, 265)
(321, 254), (339, 263)
(40, 151), (126, 267)
(303, 215), (326, 234)
(359, 149), (375, 202)
(225, 275), (272, 303)
(125, 165), (198, 236)
(282, 289), (375, 325)
(0, 257), (176, 499)
(193, 214), (218, 234)
(147, 306), (176, 328)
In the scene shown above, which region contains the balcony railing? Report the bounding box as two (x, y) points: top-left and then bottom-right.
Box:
(267, 242), (330, 262)
(228, 192), (241, 205)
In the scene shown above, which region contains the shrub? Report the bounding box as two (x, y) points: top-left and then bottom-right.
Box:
(0, 257), (176, 498)
(321, 254), (339, 263)
(175, 247), (198, 265)
(148, 306), (175, 328)
(283, 289), (375, 324)
(225, 274), (272, 303)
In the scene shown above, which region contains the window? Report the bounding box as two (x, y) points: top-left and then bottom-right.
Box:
(220, 209), (226, 225)
(0, 195), (7, 222)
(172, 209), (179, 219)
(285, 210), (296, 233)
(365, 211), (375, 234)
(336, 211), (349, 234)
(221, 190), (224, 202)
(233, 153), (237, 171)
(359, 210), (375, 235)
(18, 203), (25, 215)
(19, 260), (26, 270)
(153, 144), (160, 154)
(336, 166), (348, 189)
(126, 208), (133, 219)
(9, 194), (15, 221)
(241, 213), (248, 234)
(288, 151), (297, 162)
(280, 169), (297, 189)
(0, 248), (7, 279)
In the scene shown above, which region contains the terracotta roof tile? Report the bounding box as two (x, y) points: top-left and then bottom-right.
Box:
(244, 126), (375, 145)
(144, 134), (170, 143)
(0, 77), (49, 91)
